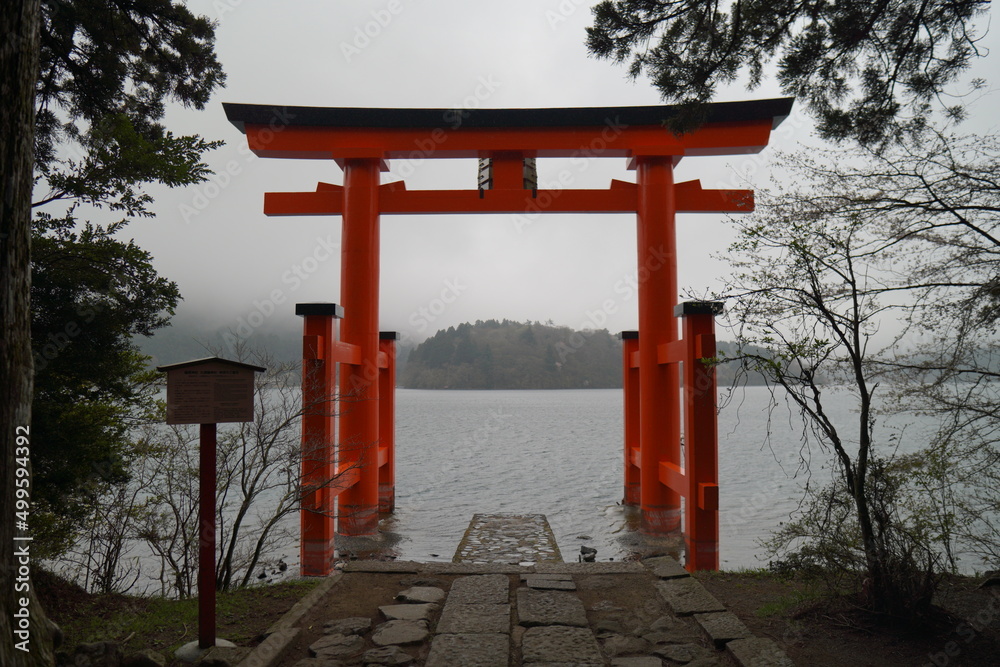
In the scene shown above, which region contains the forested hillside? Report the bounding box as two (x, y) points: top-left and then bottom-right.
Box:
(399, 320), (771, 389)
(401, 320), (621, 389)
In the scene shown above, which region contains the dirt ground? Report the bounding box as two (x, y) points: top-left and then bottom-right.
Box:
(695, 571), (1000, 667)
(42, 566), (1000, 666)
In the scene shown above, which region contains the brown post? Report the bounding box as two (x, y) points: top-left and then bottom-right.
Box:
(156, 357), (264, 650)
(198, 423), (217, 649)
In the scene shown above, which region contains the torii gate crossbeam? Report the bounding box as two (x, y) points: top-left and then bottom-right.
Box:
(225, 98), (793, 575)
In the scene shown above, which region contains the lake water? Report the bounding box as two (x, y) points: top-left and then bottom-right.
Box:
(379, 386), (847, 569)
(58, 384), (975, 596)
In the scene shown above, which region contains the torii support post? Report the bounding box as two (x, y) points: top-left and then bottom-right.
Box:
(636, 155), (681, 533)
(678, 301), (722, 571)
(338, 158), (382, 537)
(296, 302), (342, 576)
(378, 332), (399, 512)
(620, 331), (640, 506)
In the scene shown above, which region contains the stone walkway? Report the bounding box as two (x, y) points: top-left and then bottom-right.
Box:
(230, 513), (792, 667)
(265, 558), (793, 667)
(453, 513), (563, 565)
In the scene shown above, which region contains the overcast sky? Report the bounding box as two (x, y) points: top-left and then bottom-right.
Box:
(112, 0), (999, 349)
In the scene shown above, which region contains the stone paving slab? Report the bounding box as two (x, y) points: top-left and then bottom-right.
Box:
(309, 632), (366, 659)
(425, 632), (510, 667)
(342, 560), (423, 573)
(642, 556), (690, 580)
(726, 637), (795, 667)
(656, 577), (727, 616)
(264, 574), (342, 637)
(454, 513), (563, 564)
(516, 588), (589, 627)
(534, 562), (646, 574)
(395, 586), (445, 604)
(323, 616), (372, 635)
(521, 626), (604, 665)
(520, 573), (573, 582)
(371, 619), (430, 646)
(361, 645), (414, 666)
(423, 562), (527, 574)
(695, 611), (753, 648)
(447, 573), (510, 604)
(611, 658), (668, 667)
(378, 603), (438, 622)
(524, 577), (577, 591)
(436, 602), (511, 634)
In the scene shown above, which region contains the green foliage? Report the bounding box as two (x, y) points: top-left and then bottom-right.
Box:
(401, 320), (622, 389)
(764, 465), (941, 621)
(34, 1), (225, 214)
(27, 0), (224, 558)
(30, 215), (178, 558)
(586, 0), (989, 144)
(36, 112), (222, 215)
(40, 568), (319, 655)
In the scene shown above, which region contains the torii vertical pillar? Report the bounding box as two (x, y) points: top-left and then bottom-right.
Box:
(678, 301), (722, 570)
(635, 155), (682, 533)
(296, 303), (341, 575)
(378, 332), (399, 512)
(338, 158), (382, 536)
(620, 331), (640, 506)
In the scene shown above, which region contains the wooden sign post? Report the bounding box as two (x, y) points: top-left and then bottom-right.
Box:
(157, 357), (265, 652)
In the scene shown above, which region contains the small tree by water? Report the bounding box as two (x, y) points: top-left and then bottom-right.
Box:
(59, 341), (362, 597)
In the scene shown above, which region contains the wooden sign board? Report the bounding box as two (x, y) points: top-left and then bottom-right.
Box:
(157, 357), (266, 425)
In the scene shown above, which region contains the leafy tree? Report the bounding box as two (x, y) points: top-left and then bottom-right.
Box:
(2, 0), (59, 664)
(757, 133), (1000, 569)
(35, 0), (224, 205)
(717, 130), (1000, 616)
(29, 213), (178, 556)
(28, 0), (224, 557)
(718, 178), (939, 618)
(586, 0), (990, 143)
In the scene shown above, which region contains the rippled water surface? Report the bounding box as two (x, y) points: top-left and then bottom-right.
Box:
(384, 387), (815, 569)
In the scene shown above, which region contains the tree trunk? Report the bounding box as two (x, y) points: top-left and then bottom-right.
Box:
(1, 1), (57, 665)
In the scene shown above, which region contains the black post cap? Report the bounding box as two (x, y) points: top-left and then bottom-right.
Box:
(295, 303), (345, 318)
(674, 301), (724, 317)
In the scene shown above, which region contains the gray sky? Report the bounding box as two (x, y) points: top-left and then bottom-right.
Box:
(117, 0), (999, 346)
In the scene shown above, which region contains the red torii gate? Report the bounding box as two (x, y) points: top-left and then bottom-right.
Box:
(224, 99), (793, 574)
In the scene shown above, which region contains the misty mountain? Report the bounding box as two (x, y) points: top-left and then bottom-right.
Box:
(401, 319), (622, 389)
